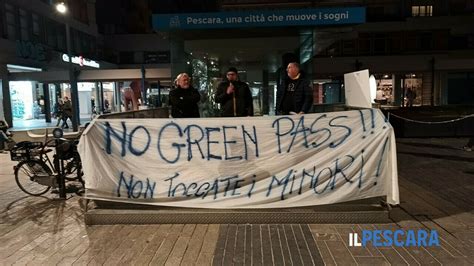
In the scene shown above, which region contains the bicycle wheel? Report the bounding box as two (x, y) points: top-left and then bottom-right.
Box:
(15, 160), (52, 196)
(64, 156), (85, 195)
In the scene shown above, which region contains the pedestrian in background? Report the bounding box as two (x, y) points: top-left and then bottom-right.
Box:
(62, 96), (72, 129)
(406, 87), (416, 107)
(215, 67), (253, 117)
(55, 99), (64, 127)
(169, 73), (201, 118)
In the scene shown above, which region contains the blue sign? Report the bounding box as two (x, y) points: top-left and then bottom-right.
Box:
(153, 7), (365, 30)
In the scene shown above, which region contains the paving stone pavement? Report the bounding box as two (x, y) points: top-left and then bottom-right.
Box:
(0, 137), (473, 265)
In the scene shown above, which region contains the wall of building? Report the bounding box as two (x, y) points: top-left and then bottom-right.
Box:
(310, 1), (474, 106)
(0, 0), (113, 127)
(102, 34), (171, 68)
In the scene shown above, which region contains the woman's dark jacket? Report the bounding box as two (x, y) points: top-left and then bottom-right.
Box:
(169, 86), (201, 118)
(276, 72), (313, 114)
(63, 100), (73, 118)
(215, 80), (254, 117)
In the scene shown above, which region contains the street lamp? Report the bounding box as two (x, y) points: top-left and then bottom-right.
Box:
(56, 2), (67, 13)
(55, 1), (79, 131)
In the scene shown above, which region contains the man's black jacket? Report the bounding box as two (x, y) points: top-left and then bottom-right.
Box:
(276, 73), (313, 114)
(215, 80), (254, 117)
(169, 86), (201, 118)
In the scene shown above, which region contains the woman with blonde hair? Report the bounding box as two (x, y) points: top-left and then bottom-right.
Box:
(169, 73), (201, 118)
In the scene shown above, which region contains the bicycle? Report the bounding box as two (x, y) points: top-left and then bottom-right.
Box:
(11, 128), (84, 198)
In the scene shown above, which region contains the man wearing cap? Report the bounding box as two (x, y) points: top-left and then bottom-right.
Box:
(215, 67), (254, 117)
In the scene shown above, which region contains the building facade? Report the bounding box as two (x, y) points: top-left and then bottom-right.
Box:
(0, 0), (104, 127)
(0, 0), (171, 128)
(145, 0), (474, 114)
(309, 0), (474, 107)
(2, 0), (472, 127)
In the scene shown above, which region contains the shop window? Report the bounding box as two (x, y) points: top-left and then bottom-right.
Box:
(322, 82), (343, 104)
(411, 5), (433, 17)
(375, 75), (394, 105)
(404, 74), (423, 106)
(10, 81), (34, 120)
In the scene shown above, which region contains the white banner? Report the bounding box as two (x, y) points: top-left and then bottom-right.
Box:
(78, 109), (399, 209)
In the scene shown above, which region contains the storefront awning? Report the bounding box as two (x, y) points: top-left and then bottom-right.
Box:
(8, 68), (171, 83)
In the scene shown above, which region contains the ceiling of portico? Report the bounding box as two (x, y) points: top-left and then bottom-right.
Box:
(179, 27), (301, 73)
(184, 36), (300, 73)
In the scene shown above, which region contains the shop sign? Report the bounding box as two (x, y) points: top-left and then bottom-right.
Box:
(62, 54), (100, 68)
(16, 40), (47, 61)
(153, 7), (365, 30)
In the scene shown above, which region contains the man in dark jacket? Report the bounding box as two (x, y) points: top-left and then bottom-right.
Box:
(215, 67), (253, 117)
(62, 96), (73, 129)
(169, 73), (201, 118)
(276, 62), (313, 115)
